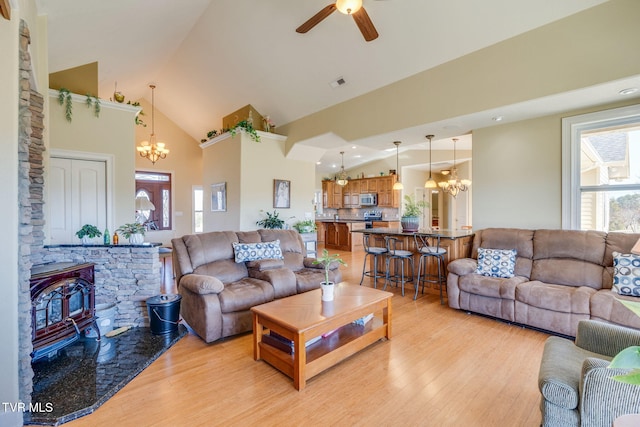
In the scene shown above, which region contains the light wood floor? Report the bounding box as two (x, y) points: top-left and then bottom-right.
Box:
(62, 246), (548, 427)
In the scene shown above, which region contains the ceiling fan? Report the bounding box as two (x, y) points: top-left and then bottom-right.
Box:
(296, 0), (379, 42)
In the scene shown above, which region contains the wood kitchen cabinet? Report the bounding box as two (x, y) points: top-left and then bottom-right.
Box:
(322, 180), (342, 209)
(342, 180), (361, 208)
(377, 176), (399, 208)
(324, 221), (365, 251)
(315, 221), (325, 244)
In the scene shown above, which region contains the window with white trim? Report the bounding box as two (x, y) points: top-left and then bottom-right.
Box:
(562, 104), (640, 232)
(193, 186), (203, 233)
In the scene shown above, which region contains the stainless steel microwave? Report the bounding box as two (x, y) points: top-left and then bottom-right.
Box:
(359, 193), (377, 206)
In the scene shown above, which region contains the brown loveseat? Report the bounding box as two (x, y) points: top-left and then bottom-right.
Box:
(171, 229), (342, 343)
(447, 228), (640, 337)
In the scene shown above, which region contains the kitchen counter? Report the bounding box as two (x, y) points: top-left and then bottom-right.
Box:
(315, 218), (368, 223)
(352, 227), (474, 240)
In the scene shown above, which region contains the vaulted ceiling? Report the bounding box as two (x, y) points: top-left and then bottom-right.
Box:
(39, 0), (628, 174)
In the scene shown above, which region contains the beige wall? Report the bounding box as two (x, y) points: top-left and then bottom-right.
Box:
(472, 99), (640, 230)
(134, 98), (202, 244)
(202, 131), (316, 232)
(48, 92), (139, 236)
(201, 133), (242, 230)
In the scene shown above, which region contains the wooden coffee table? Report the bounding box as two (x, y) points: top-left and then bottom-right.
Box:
(251, 283), (393, 390)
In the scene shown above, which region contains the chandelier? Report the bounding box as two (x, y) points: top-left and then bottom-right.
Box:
(336, 151), (348, 186)
(392, 141), (404, 190)
(137, 84), (169, 164)
(438, 138), (471, 197)
(424, 135), (437, 189)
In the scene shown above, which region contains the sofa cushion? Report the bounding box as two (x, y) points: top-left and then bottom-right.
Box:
(612, 251), (640, 296)
(590, 290), (640, 329)
(193, 259), (247, 284)
(475, 248), (517, 278)
(516, 281), (594, 314)
(218, 277), (275, 312)
(232, 240), (283, 263)
(458, 274), (525, 300)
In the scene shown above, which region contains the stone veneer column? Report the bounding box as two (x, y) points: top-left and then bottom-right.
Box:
(33, 246), (162, 327)
(18, 19), (45, 406)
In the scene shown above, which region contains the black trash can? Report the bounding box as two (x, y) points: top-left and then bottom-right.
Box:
(146, 294), (181, 335)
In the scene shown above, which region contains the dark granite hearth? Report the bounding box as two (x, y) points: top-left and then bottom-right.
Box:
(24, 325), (188, 426)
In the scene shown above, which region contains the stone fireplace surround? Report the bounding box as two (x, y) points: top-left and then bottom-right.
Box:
(17, 18), (167, 422)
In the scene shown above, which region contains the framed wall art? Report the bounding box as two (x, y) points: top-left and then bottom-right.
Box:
(211, 182), (227, 212)
(273, 179), (290, 209)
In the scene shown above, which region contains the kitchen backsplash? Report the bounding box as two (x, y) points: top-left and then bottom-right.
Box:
(317, 207), (400, 221)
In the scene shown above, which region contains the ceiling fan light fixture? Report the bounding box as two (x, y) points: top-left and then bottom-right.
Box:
(336, 0), (362, 15)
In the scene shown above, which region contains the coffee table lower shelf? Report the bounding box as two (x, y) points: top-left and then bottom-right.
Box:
(252, 285), (393, 390)
(259, 318), (386, 383)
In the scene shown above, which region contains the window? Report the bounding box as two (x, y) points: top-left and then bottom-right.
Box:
(562, 105), (640, 232)
(135, 171), (172, 230)
(193, 186), (203, 233)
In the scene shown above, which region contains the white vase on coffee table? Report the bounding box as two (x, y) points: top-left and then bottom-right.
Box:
(320, 282), (335, 301)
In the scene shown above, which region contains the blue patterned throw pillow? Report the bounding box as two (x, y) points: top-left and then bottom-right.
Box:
(475, 248), (517, 278)
(613, 251), (640, 296)
(232, 240), (284, 263)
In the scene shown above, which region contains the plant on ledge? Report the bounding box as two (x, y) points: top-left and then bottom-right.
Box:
(75, 224), (102, 240)
(293, 219), (317, 234)
(256, 210), (285, 229)
(116, 222), (146, 238)
(202, 119), (261, 143)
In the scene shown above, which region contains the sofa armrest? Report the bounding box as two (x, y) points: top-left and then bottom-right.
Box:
(447, 258), (477, 276)
(303, 258), (338, 270)
(579, 357), (640, 426)
(576, 320), (640, 357)
(179, 274), (224, 295)
(246, 258), (285, 271)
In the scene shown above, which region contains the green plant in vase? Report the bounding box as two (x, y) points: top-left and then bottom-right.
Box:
(256, 210), (285, 229)
(293, 219), (317, 234)
(75, 224), (102, 244)
(116, 223), (146, 244)
(401, 194), (427, 232)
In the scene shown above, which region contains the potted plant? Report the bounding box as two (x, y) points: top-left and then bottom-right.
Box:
(75, 224), (102, 244)
(313, 249), (347, 301)
(609, 298), (640, 384)
(401, 194), (427, 232)
(256, 210), (285, 229)
(116, 222), (146, 244)
(293, 219), (317, 234)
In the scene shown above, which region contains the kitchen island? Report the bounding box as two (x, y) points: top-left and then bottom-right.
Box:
(316, 219), (367, 251)
(352, 228), (475, 296)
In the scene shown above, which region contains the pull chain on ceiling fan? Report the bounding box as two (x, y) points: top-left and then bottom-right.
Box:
(296, 0), (379, 42)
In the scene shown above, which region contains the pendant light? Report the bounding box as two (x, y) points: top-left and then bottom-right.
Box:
(336, 151), (348, 186)
(392, 141), (403, 190)
(424, 135), (437, 188)
(136, 84), (169, 164)
(438, 138), (471, 197)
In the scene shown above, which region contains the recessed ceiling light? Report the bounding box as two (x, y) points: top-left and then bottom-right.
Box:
(354, 155), (361, 158)
(492, 116), (504, 122)
(316, 161), (321, 165)
(619, 87), (638, 96)
(351, 146), (356, 149)
(384, 148), (395, 152)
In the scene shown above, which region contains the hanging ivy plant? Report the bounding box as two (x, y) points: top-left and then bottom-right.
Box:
(57, 88), (73, 122)
(127, 101), (147, 127)
(57, 88), (102, 122)
(85, 94), (101, 118)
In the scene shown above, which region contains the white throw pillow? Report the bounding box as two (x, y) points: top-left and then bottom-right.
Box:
(475, 248), (517, 278)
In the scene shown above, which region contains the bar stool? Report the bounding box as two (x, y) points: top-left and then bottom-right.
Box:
(414, 234), (447, 304)
(359, 234), (388, 288)
(384, 236), (415, 297)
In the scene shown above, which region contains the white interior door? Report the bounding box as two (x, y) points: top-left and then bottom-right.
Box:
(49, 157), (106, 243)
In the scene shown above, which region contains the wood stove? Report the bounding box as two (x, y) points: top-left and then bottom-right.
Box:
(30, 262), (96, 361)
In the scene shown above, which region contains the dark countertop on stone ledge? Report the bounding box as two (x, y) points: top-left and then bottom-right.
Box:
(45, 242), (162, 248)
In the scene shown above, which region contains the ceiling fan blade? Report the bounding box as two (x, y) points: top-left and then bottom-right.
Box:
(296, 4), (336, 34)
(352, 7), (378, 41)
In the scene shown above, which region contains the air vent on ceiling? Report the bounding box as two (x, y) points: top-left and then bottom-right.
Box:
(329, 77), (346, 89)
